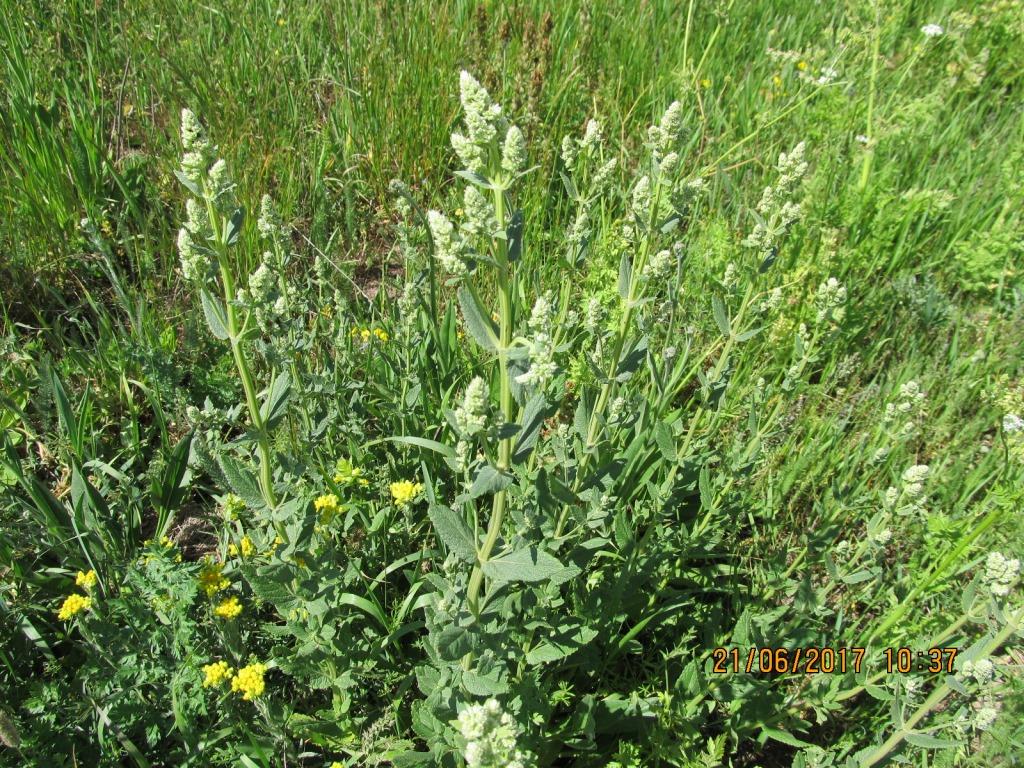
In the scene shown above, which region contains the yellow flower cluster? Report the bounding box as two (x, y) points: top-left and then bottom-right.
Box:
(75, 570), (97, 589)
(213, 595), (243, 619)
(350, 326), (389, 343)
(198, 560), (230, 597)
(57, 594), (92, 621)
(227, 535), (256, 558)
(230, 663), (267, 700)
(389, 480), (423, 507)
(333, 457), (369, 487)
(221, 493), (246, 519)
(315, 493), (341, 524)
(202, 660), (233, 688)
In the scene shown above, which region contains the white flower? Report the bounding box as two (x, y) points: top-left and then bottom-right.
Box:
(961, 658), (996, 685)
(501, 125), (527, 175)
(983, 551), (1020, 597)
(815, 277), (847, 324)
(452, 132), (485, 172)
(180, 151), (208, 186)
(184, 198), (209, 235)
(884, 486), (899, 508)
(921, 23), (944, 38)
(208, 159), (235, 206)
(427, 210), (468, 275)
(659, 151), (680, 176)
(585, 297), (604, 334)
(568, 209), (590, 248)
(459, 70), (502, 146)
(257, 194), (284, 242)
(560, 135), (577, 169)
(1003, 413), (1024, 433)
(581, 119), (603, 151)
(815, 67), (839, 86)
(455, 377), (489, 436)
(457, 699), (532, 768)
(592, 158), (618, 190)
(901, 464), (930, 485)
(462, 186), (496, 236)
(643, 249), (674, 282)
(656, 100), (684, 154)
(855, 134), (870, 145)
(903, 677), (922, 698)
(974, 705), (997, 731)
(516, 295), (558, 387)
(180, 108), (210, 153)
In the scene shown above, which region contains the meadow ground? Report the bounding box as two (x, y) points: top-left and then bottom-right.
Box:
(1, 0), (1023, 766)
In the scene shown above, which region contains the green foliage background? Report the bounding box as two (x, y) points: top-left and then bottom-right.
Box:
(1, 0), (1023, 766)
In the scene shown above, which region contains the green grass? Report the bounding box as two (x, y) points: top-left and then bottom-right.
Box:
(1, 0), (1023, 766)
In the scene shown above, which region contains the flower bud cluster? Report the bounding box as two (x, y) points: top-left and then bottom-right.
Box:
(427, 210), (469, 276)
(983, 551), (1020, 597)
(176, 109), (241, 284)
(814, 277), (847, 325)
(457, 699), (532, 768)
(515, 294), (558, 387)
(960, 658), (997, 685)
(743, 142), (808, 260)
(884, 379), (928, 440)
(883, 464), (930, 517)
(451, 71), (506, 173)
(561, 118), (606, 171)
(648, 101), (684, 161)
(454, 377), (489, 437)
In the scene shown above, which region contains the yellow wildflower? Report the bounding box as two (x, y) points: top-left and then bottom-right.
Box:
(315, 493), (340, 512)
(315, 493), (341, 524)
(198, 560), (230, 597)
(264, 535), (284, 556)
(373, 328), (389, 342)
(231, 663), (267, 700)
(700, 78), (711, 89)
(221, 493), (246, 519)
(57, 594), (92, 621)
(228, 535), (256, 558)
(75, 570), (97, 590)
(797, 60), (808, 71)
(360, 328), (371, 343)
(214, 596), (243, 619)
(772, 74), (783, 88)
(330, 763), (344, 768)
(389, 480), (423, 507)
(202, 660), (234, 688)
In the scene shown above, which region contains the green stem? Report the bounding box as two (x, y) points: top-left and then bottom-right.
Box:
(857, 614), (1019, 768)
(207, 196), (278, 509)
(554, 180), (666, 537)
(466, 180), (514, 620)
(858, 0), (882, 191)
(863, 500), (1001, 647)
